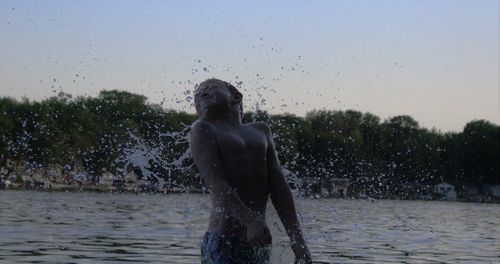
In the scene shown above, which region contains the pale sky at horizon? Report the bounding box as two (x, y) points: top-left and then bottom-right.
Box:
(0, 0), (499, 132)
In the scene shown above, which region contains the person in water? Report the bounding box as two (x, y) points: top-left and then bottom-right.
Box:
(190, 78), (312, 264)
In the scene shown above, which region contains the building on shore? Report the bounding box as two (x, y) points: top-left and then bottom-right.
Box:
(488, 185), (500, 198)
(433, 182), (457, 200)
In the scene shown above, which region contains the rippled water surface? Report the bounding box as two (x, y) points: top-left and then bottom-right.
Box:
(0, 190), (499, 263)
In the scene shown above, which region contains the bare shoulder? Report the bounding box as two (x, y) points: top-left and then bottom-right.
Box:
(191, 119), (217, 138)
(246, 121), (271, 134)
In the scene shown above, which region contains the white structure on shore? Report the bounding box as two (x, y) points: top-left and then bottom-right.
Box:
(488, 185), (500, 198)
(433, 182), (457, 200)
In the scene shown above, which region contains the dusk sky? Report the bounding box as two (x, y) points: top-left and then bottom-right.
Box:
(0, 0), (498, 132)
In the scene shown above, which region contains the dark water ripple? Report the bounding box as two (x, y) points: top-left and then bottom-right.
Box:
(0, 190), (499, 263)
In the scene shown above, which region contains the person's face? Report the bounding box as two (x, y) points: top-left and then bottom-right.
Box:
(194, 80), (232, 116)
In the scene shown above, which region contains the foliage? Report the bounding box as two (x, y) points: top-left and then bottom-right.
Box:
(0, 91), (498, 197)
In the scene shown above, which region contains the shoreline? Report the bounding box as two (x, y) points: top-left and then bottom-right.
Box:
(1, 187), (499, 204)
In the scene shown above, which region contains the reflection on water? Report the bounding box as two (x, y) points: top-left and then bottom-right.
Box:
(0, 190), (499, 263)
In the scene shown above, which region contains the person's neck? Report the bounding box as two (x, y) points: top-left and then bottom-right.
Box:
(201, 109), (242, 127)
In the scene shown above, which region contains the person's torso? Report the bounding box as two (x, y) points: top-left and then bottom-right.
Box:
(208, 123), (271, 238)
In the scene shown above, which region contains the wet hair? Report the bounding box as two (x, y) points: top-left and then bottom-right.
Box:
(195, 78), (243, 118)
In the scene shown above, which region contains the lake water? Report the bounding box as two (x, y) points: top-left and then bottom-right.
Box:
(0, 190), (499, 263)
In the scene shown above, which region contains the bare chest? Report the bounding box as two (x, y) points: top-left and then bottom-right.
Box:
(215, 127), (268, 162)
(214, 125), (270, 203)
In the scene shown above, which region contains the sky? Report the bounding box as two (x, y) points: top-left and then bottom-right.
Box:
(0, 0), (498, 132)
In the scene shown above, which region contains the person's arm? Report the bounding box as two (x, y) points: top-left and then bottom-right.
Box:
(262, 123), (312, 263)
(190, 120), (271, 247)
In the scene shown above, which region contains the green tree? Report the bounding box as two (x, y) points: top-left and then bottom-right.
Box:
(462, 120), (500, 186)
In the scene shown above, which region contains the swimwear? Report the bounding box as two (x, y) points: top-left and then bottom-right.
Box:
(201, 231), (271, 264)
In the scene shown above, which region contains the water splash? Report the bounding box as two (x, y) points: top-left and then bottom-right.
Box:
(115, 124), (195, 192)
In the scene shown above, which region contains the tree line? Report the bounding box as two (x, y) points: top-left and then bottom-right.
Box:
(1, 90), (498, 198)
